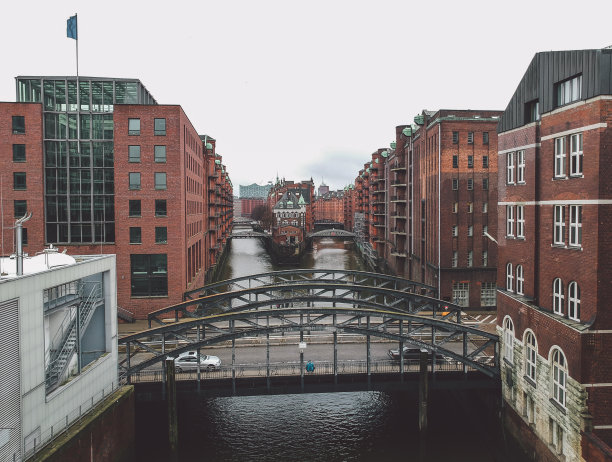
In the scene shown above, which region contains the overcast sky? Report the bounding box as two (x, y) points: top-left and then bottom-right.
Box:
(1, 0), (610, 192)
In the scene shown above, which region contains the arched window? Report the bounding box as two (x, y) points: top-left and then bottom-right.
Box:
(506, 263), (514, 292)
(524, 331), (537, 382)
(568, 282), (580, 321)
(503, 316), (514, 363)
(516, 265), (524, 295)
(553, 278), (564, 315)
(551, 348), (567, 407)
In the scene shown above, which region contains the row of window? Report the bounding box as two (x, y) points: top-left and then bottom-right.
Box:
(503, 317), (567, 408)
(452, 131), (489, 145)
(128, 145), (167, 163)
(128, 118), (166, 136)
(505, 263), (525, 295)
(552, 278), (581, 321)
(451, 250), (489, 267)
(129, 172), (167, 190)
(554, 205), (582, 247)
(129, 226), (167, 244)
(506, 150), (525, 184)
(129, 199), (167, 217)
(452, 224), (490, 238)
(452, 154), (490, 169)
(452, 202), (488, 213)
(451, 281), (496, 307)
(451, 177), (489, 190)
(554, 133), (583, 178)
(506, 205), (525, 238)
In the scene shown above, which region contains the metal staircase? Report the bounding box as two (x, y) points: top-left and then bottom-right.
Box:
(45, 282), (103, 391)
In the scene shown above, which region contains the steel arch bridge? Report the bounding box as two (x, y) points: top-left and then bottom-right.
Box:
(120, 270), (500, 383)
(307, 229), (355, 238)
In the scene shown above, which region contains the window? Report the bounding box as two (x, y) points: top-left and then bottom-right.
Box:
(129, 172), (141, 190)
(467, 179), (473, 190)
(467, 132), (474, 144)
(13, 144), (26, 162)
(556, 75), (582, 107)
(554, 137), (566, 178)
(129, 200), (141, 217)
(452, 202), (458, 213)
(516, 205), (525, 238)
(482, 155), (489, 168)
(507, 152), (515, 184)
(130, 254), (168, 296)
(526, 99), (540, 123)
(482, 250), (488, 267)
(12, 116), (25, 134)
(467, 250), (473, 267)
(506, 263), (513, 291)
(129, 227), (142, 244)
(467, 155), (473, 168)
(154, 172), (167, 190)
(155, 199), (167, 217)
(553, 278), (564, 315)
(481, 282), (496, 306)
(568, 281), (580, 321)
(155, 226), (167, 244)
(553, 205), (565, 245)
(503, 316), (514, 363)
(524, 331), (537, 382)
(13, 172), (26, 190)
(155, 145), (167, 163)
(128, 145), (141, 163)
(506, 205), (514, 237)
(452, 178), (458, 190)
(452, 155), (458, 168)
(452, 282), (469, 307)
(482, 225), (488, 236)
(452, 251), (458, 267)
(569, 205), (582, 247)
(467, 202), (473, 213)
(128, 118), (140, 135)
(517, 150), (525, 183)
(14, 200), (27, 218)
(551, 348), (567, 407)
(569, 134), (583, 176)
(468, 225), (473, 236)
(483, 202), (488, 213)
(482, 177), (489, 190)
(483, 132), (489, 145)
(452, 225), (458, 237)
(154, 118), (166, 136)
(452, 131), (458, 144)
(516, 265), (524, 295)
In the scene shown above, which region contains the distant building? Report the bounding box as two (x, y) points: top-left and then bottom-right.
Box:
(239, 182), (271, 198)
(317, 181), (329, 197)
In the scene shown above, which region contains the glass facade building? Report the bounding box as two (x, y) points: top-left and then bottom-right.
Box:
(16, 77), (157, 244)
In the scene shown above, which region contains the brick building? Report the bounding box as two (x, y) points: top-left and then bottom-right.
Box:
(496, 48), (612, 461)
(240, 197), (265, 218)
(267, 178), (314, 233)
(312, 190), (344, 225)
(0, 77), (232, 319)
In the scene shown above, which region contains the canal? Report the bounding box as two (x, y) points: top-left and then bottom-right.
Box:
(135, 238), (527, 461)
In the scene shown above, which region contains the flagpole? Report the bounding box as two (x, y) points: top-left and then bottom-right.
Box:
(75, 13), (80, 142)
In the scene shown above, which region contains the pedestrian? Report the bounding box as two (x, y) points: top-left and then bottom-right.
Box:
(306, 360), (315, 372)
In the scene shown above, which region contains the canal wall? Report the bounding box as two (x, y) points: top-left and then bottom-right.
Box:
(31, 386), (135, 462)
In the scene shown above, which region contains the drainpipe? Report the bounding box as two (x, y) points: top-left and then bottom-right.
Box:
(15, 212), (32, 276)
(438, 123), (441, 299)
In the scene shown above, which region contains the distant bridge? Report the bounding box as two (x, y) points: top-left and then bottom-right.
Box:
(307, 229), (355, 239)
(229, 231), (271, 240)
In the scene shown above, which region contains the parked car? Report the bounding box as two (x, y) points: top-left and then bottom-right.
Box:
(387, 346), (447, 363)
(172, 351), (221, 372)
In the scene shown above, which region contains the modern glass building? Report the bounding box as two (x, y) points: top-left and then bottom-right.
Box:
(15, 77), (157, 244)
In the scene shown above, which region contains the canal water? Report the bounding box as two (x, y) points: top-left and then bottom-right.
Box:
(135, 238), (527, 461)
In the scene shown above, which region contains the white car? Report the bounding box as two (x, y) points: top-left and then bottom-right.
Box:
(172, 351), (221, 372)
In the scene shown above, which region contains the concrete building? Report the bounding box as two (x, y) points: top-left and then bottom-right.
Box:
(0, 247), (124, 460)
(496, 48), (612, 461)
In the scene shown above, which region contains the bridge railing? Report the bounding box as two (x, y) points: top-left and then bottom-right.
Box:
(125, 358), (494, 384)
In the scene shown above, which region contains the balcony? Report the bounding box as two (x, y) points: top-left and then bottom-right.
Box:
(390, 250), (407, 258)
(390, 181), (407, 188)
(390, 228), (407, 235)
(390, 163), (406, 172)
(390, 196), (406, 202)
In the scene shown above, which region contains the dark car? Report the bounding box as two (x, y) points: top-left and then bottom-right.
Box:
(387, 346), (447, 363)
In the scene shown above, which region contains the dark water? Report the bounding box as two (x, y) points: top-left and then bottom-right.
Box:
(135, 238), (526, 461)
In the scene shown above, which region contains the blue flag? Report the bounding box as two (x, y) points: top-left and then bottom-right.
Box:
(67, 15), (77, 40)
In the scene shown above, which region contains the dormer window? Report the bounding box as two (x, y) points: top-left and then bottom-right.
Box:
(555, 75), (582, 107)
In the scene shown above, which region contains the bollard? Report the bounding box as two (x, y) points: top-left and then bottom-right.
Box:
(166, 358), (178, 462)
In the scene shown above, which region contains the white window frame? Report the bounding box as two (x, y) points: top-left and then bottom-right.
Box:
(452, 202), (458, 213)
(452, 225), (458, 237)
(516, 265), (524, 295)
(507, 152), (515, 184)
(506, 263), (513, 292)
(467, 202), (473, 213)
(482, 250), (488, 267)
(517, 150), (525, 183)
(516, 205), (525, 238)
(553, 277), (564, 315)
(553, 205), (565, 245)
(569, 133), (583, 176)
(467, 250), (473, 267)
(452, 282), (469, 307)
(551, 348), (567, 408)
(452, 251), (458, 268)
(482, 225), (488, 236)
(480, 282), (496, 306)
(569, 205), (582, 247)
(482, 202), (488, 213)
(503, 316), (514, 363)
(568, 281), (580, 321)
(554, 137), (566, 178)
(506, 205), (514, 237)
(524, 331), (537, 382)
(467, 225), (473, 237)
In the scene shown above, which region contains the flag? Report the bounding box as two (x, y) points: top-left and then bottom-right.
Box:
(67, 15), (77, 40)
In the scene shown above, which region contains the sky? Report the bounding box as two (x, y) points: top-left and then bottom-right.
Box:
(1, 0), (611, 192)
